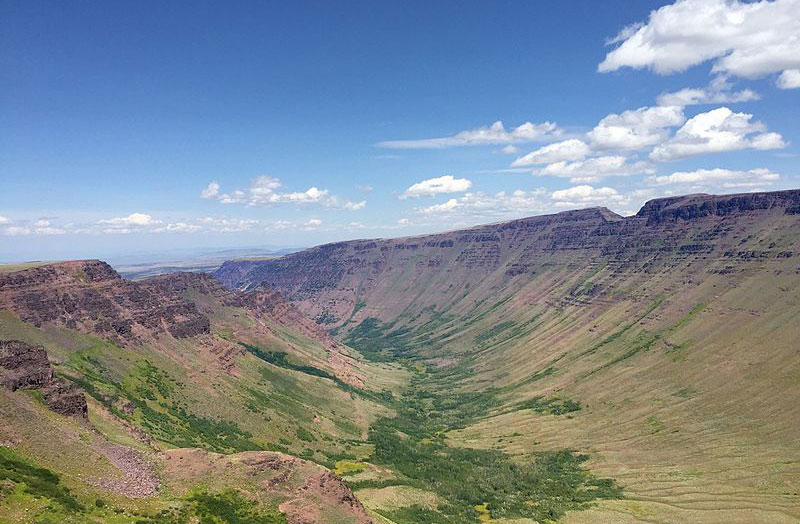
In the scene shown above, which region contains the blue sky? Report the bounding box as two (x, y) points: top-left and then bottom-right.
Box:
(1, 0), (799, 262)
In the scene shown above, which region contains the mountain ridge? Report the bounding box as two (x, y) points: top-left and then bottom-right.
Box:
(212, 187), (800, 524)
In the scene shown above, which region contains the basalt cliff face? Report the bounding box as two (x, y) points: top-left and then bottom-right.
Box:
(0, 339), (87, 417)
(214, 189), (800, 331)
(0, 260), (210, 342)
(0, 261), (343, 353)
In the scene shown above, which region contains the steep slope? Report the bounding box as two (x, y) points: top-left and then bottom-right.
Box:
(215, 189), (800, 524)
(0, 260), (401, 524)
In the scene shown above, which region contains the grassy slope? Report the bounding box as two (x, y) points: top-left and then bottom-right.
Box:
(0, 277), (403, 523)
(222, 202), (800, 523)
(345, 222), (800, 523)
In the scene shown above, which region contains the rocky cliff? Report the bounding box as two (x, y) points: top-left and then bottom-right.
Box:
(0, 339), (87, 416)
(0, 260), (337, 349)
(0, 260), (210, 342)
(214, 189), (800, 331)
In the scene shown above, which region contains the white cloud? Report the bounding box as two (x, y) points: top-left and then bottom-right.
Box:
(378, 120), (561, 149)
(536, 156), (655, 183)
(419, 198), (460, 214)
(500, 144), (519, 155)
(342, 200), (367, 210)
(649, 107), (787, 161)
(4, 226), (31, 236)
(657, 76), (760, 106)
(397, 218), (411, 226)
(777, 69), (800, 89)
(304, 218), (323, 228)
(99, 213), (158, 227)
(35, 227), (66, 235)
(416, 189), (550, 219)
(153, 222), (203, 233)
(512, 139), (591, 167)
(249, 176), (328, 205)
(416, 188), (564, 223)
(201, 181), (220, 199)
(550, 185), (625, 205)
(355, 184), (374, 192)
(0, 216), (67, 235)
(400, 175), (473, 199)
(648, 167), (780, 188)
(413, 185), (637, 221)
(599, 0), (800, 81)
(588, 105), (685, 150)
(203, 176), (365, 210)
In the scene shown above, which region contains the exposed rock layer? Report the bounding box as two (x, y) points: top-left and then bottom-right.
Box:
(0, 339), (87, 417)
(0, 261), (210, 342)
(213, 189), (800, 329)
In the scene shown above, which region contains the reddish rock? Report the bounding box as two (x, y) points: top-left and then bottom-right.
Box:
(0, 260), (211, 344)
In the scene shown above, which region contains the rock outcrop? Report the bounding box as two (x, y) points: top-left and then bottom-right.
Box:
(0, 260), (210, 343)
(0, 340), (87, 417)
(162, 448), (374, 524)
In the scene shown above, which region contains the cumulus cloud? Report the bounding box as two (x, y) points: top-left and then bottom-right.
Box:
(536, 156), (655, 183)
(400, 175), (473, 199)
(777, 69), (800, 89)
(416, 189), (549, 218)
(550, 185), (625, 207)
(657, 76), (760, 106)
(587, 105), (685, 150)
(515, 107), (681, 180)
(599, 0), (800, 81)
(201, 181), (220, 199)
(342, 200), (367, 210)
(512, 139), (592, 167)
(0, 217), (66, 236)
(649, 107), (787, 161)
(647, 167), (781, 188)
(202, 176), (365, 210)
(99, 213), (159, 227)
(500, 145), (519, 155)
(378, 121), (561, 149)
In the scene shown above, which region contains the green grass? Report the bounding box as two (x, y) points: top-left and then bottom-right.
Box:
(63, 350), (260, 453)
(241, 343), (336, 380)
(0, 447), (82, 512)
(356, 375), (620, 524)
(519, 396), (582, 416)
(340, 311), (622, 523)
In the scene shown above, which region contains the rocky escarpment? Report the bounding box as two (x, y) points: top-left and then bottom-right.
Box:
(0, 263), (366, 387)
(140, 271), (346, 352)
(0, 339), (87, 417)
(0, 260), (210, 343)
(214, 189), (800, 330)
(636, 189), (800, 225)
